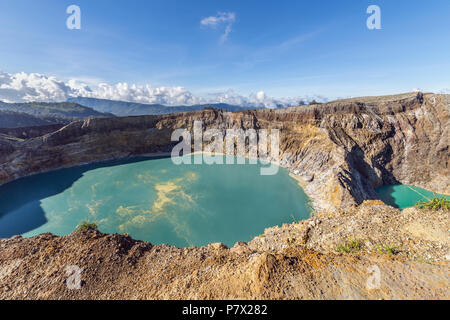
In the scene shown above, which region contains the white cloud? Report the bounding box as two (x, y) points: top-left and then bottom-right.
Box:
(201, 12), (236, 43)
(0, 72), (72, 103)
(201, 11), (235, 27)
(0, 70), (327, 108)
(0, 71), (203, 105)
(207, 89), (326, 109)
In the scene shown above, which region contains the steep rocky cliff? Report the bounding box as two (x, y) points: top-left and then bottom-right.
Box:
(0, 92), (448, 211)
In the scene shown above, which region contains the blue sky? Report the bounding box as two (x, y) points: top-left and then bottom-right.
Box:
(0, 0), (449, 104)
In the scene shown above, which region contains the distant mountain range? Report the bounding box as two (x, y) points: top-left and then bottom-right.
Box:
(67, 97), (260, 116)
(0, 101), (114, 118)
(0, 101), (114, 128)
(0, 97), (261, 129)
(0, 110), (60, 128)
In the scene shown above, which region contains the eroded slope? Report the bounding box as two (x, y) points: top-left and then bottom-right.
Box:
(0, 203), (448, 300)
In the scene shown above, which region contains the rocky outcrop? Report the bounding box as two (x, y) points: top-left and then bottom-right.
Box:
(250, 201), (449, 263)
(0, 203), (448, 300)
(0, 92), (448, 211)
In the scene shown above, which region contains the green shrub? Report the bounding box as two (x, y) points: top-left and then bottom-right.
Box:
(76, 221), (98, 233)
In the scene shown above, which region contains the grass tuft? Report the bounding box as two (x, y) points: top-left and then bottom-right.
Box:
(376, 244), (400, 255)
(335, 238), (362, 253)
(415, 196), (449, 210)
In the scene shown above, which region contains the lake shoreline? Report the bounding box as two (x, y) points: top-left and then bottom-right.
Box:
(0, 154), (312, 247)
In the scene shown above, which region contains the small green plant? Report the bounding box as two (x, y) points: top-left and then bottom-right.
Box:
(376, 244), (399, 255)
(335, 238), (362, 253)
(76, 221), (98, 233)
(415, 196), (450, 210)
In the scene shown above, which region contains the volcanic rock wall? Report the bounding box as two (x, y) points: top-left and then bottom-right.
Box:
(0, 92), (448, 211)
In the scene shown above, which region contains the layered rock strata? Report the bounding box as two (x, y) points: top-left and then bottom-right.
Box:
(0, 92), (447, 210)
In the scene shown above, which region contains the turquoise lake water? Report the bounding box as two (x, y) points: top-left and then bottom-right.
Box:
(0, 156), (312, 247)
(376, 184), (450, 209)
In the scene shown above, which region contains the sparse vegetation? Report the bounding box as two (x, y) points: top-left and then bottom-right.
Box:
(335, 238), (362, 253)
(377, 244), (400, 255)
(76, 221), (98, 233)
(415, 196), (450, 210)
(413, 256), (435, 264)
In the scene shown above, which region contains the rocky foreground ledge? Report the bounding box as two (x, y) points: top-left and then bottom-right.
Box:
(1, 202), (448, 300)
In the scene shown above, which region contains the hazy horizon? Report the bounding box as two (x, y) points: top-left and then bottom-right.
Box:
(1, 0), (449, 107)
